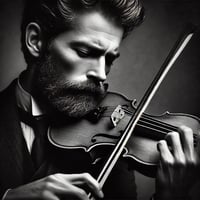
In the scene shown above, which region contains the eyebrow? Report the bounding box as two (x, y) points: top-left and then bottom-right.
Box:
(70, 41), (120, 58)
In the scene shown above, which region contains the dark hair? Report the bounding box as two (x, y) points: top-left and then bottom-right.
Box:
(21, 0), (144, 64)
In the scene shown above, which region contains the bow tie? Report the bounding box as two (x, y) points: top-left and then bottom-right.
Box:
(18, 107), (49, 169)
(18, 107), (47, 128)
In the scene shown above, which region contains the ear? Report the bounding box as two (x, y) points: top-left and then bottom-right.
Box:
(25, 22), (43, 58)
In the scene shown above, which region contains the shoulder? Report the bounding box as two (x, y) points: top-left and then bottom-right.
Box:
(0, 79), (18, 120)
(0, 79), (17, 104)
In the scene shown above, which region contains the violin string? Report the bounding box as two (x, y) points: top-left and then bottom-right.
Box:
(140, 116), (176, 132)
(122, 108), (198, 138)
(136, 123), (168, 137)
(133, 112), (198, 145)
(139, 116), (198, 142)
(136, 122), (197, 145)
(104, 107), (196, 135)
(103, 107), (198, 143)
(137, 120), (171, 137)
(105, 107), (178, 133)
(138, 123), (197, 147)
(124, 109), (178, 130)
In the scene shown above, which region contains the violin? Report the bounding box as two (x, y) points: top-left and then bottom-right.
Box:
(47, 24), (198, 199)
(48, 91), (200, 177)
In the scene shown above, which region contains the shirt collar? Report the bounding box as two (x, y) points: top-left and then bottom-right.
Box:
(16, 78), (45, 116)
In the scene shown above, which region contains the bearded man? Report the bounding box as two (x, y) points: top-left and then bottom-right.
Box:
(0, 0), (199, 200)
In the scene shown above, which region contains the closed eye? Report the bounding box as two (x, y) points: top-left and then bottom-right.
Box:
(70, 42), (120, 62)
(74, 47), (91, 58)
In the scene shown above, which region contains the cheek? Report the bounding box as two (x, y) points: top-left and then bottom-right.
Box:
(50, 45), (89, 81)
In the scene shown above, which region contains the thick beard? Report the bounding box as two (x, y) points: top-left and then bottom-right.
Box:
(33, 55), (107, 119)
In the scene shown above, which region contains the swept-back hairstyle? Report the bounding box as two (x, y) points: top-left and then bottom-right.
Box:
(21, 0), (144, 64)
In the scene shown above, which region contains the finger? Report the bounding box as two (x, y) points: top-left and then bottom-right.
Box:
(41, 190), (60, 200)
(71, 173), (104, 198)
(165, 131), (185, 163)
(58, 173), (104, 199)
(61, 183), (89, 200)
(157, 140), (174, 182)
(178, 126), (194, 160)
(43, 178), (89, 200)
(157, 140), (174, 165)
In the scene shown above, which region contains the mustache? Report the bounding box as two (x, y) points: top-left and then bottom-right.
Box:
(47, 79), (109, 97)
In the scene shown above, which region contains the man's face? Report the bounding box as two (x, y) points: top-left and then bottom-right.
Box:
(35, 11), (123, 118)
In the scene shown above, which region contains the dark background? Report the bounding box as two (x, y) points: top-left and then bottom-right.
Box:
(0, 0), (200, 199)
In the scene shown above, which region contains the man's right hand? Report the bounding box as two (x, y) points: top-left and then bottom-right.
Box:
(4, 173), (104, 200)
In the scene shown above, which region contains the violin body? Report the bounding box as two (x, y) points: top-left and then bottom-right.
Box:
(48, 92), (200, 177)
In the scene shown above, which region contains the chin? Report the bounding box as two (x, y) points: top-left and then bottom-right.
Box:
(50, 94), (101, 119)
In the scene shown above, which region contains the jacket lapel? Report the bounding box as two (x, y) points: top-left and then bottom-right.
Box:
(0, 80), (35, 190)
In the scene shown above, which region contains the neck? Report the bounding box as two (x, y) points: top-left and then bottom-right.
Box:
(19, 67), (36, 94)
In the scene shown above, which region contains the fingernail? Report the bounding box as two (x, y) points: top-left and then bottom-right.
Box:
(99, 190), (104, 198)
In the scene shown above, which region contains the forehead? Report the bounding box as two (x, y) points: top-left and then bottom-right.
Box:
(54, 11), (124, 51)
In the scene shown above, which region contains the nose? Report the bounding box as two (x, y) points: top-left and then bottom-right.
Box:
(86, 56), (107, 82)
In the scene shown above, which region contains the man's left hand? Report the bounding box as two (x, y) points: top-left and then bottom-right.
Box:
(155, 125), (200, 200)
